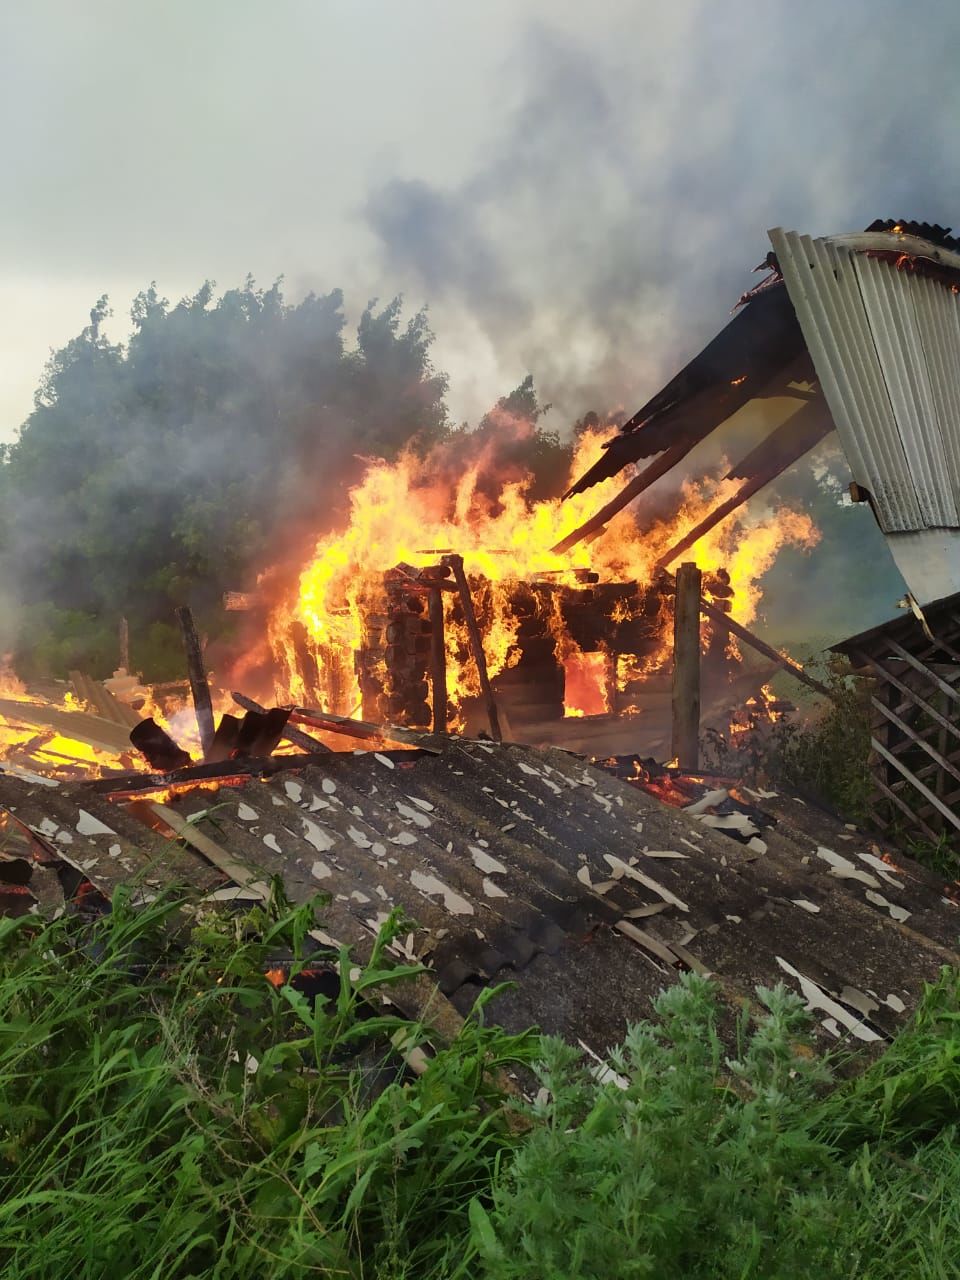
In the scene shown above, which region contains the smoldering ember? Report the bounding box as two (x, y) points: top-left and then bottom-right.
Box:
(4, 217), (960, 1275)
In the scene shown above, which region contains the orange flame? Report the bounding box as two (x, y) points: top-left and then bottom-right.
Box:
(269, 428), (819, 724)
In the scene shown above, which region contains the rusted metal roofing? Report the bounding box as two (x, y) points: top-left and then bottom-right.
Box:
(2, 739), (958, 1052)
(770, 226), (960, 604)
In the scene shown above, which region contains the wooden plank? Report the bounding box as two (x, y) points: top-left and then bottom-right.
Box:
(175, 606), (216, 759)
(70, 670), (141, 730)
(0, 698), (133, 755)
(441, 554), (502, 742)
(428, 587), (448, 735)
(875, 773), (946, 838)
(871, 737), (960, 834)
(148, 801), (271, 893)
(287, 704), (441, 752)
(671, 562), (701, 770)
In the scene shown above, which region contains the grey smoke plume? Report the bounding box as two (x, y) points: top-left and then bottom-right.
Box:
(365, 3), (960, 641)
(366, 4), (960, 427)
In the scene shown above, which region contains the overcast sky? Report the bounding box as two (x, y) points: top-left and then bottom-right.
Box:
(4, 0), (960, 440)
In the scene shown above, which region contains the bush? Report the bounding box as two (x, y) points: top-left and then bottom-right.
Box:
(471, 975), (841, 1280)
(703, 656), (873, 821)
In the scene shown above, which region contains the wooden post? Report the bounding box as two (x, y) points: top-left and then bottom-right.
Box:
(671, 562), (701, 770)
(441, 553), (502, 742)
(428, 587), (448, 734)
(119, 616), (130, 672)
(175, 606), (216, 760)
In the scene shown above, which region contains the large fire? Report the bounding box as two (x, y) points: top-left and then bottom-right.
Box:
(268, 427), (819, 728)
(0, 669), (133, 778)
(0, 428), (819, 776)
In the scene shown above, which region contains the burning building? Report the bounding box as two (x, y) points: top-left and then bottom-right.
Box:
(2, 218), (960, 1052)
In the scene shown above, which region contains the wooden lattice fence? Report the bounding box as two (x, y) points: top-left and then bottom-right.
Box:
(833, 594), (960, 851)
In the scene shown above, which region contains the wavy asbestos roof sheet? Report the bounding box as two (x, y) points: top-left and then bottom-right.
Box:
(1, 740), (959, 1052)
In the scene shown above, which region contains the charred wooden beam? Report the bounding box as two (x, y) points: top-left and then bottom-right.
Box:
(80, 751), (342, 796)
(129, 718), (192, 772)
(655, 402), (833, 569)
(231, 692), (332, 754)
(235, 707), (291, 758)
(671, 563), (701, 770)
(441, 553), (502, 742)
(681, 581), (832, 699)
(207, 713), (242, 764)
(288, 704), (443, 753)
(552, 440), (691, 555)
(175, 606), (216, 759)
(428, 587), (448, 735)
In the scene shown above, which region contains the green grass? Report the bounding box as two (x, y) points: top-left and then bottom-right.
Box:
(2, 892), (960, 1278)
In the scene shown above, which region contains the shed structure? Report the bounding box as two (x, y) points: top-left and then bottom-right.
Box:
(833, 593), (960, 851)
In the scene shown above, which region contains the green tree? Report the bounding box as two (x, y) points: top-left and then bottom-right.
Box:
(0, 281), (450, 677)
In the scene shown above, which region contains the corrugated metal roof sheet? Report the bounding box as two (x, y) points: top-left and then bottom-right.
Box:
(770, 226), (960, 603)
(769, 229), (960, 526)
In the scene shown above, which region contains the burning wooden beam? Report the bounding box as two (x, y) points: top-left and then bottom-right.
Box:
(286, 703), (442, 752)
(655, 400), (833, 570)
(428, 587), (448, 735)
(671, 563), (702, 770)
(289, 620), (321, 707)
(692, 588), (832, 699)
(175, 606), (216, 759)
(441, 553), (502, 742)
(551, 440), (691, 555)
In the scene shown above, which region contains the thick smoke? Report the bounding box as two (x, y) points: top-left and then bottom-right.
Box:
(365, 4), (960, 641)
(367, 6), (960, 425)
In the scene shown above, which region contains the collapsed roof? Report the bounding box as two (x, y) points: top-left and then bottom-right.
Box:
(2, 737), (958, 1053)
(564, 219), (960, 606)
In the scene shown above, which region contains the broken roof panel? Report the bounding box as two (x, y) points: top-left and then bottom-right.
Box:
(1, 739), (957, 1052)
(565, 286), (812, 497)
(770, 226), (960, 604)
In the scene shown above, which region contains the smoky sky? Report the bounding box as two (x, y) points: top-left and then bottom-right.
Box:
(5, 0), (960, 440)
(365, 1), (960, 426)
(2, 0), (957, 655)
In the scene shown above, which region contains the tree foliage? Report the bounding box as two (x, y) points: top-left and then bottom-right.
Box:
(2, 281), (555, 677)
